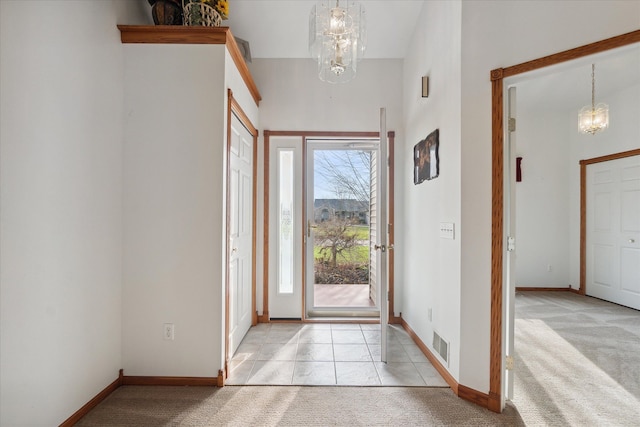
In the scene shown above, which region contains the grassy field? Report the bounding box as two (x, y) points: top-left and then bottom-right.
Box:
(351, 225), (370, 240)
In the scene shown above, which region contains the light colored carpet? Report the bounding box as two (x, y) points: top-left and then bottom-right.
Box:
(512, 291), (640, 426)
(77, 385), (524, 426)
(78, 292), (640, 426)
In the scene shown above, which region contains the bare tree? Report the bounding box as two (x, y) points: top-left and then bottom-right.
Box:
(313, 149), (371, 285)
(315, 218), (359, 268)
(314, 150), (371, 203)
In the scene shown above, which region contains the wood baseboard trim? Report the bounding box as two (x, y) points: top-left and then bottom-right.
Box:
(59, 369), (123, 427)
(389, 314), (403, 325)
(122, 375), (221, 387)
(400, 318), (493, 411)
(516, 286), (576, 292)
(399, 318), (458, 394)
(257, 312), (269, 323)
(487, 391), (502, 413)
(458, 384), (490, 408)
(61, 369), (225, 425)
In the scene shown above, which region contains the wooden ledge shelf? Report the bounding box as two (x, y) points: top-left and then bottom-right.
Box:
(118, 24), (230, 44)
(117, 25), (261, 105)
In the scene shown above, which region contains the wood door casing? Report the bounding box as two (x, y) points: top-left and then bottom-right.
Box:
(261, 130), (397, 323)
(491, 30), (640, 412)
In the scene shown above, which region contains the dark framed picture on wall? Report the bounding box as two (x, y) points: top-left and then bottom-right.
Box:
(414, 129), (439, 184)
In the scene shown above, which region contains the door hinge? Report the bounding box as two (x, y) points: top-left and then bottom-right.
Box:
(506, 355), (514, 370)
(507, 236), (515, 252)
(508, 117), (516, 132)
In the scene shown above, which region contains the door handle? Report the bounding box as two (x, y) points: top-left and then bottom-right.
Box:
(307, 220), (318, 237)
(630, 239), (636, 243)
(374, 244), (386, 252)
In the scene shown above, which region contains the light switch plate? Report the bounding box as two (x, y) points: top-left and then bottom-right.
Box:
(440, 222), (455, 239)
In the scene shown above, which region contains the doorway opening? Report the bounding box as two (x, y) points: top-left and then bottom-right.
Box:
(490, 30), (640, 412)
(262, 130), (396, 324)
(305, 140), (380, 318)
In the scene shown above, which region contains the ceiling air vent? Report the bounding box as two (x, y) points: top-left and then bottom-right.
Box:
(432, 331), (449, 366)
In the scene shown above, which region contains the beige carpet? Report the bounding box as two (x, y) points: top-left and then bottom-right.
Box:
(77, 386), (524, 426)
(78, 292), (640, 426)
(512, 291), (640, 426)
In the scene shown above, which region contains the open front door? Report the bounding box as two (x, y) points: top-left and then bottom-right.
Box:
(377, 108), (390, 363)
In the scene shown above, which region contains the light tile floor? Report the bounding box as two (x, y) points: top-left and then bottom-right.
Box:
(227, 323), (449, 387)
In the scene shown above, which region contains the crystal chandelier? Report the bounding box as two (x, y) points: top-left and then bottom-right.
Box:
(578, 64), (609, 135)
(309, 1), (366, 83)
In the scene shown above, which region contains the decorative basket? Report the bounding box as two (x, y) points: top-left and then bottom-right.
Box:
(183, 1), (222, 27)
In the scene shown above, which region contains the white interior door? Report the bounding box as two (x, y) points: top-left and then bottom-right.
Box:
(228, 112), (254, 356)
(268, 137), (303, 319)
(504, 87), (517, 402)
(586, 155), (640, 310)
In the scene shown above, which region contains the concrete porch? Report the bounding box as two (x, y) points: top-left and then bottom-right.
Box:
(313, 284), (376, 307)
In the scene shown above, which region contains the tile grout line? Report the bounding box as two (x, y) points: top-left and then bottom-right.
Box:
(331, 329), (339, 385)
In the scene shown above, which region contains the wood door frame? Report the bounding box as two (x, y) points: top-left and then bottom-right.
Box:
(262, 130), (399, 324)
(489, 29), (640, 412)
(579, 149), (640, 294)
(224, 89), (258, 379)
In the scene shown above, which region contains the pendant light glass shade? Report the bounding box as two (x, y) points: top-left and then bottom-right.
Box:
(578, 64), (609, 135)
(578, 103), (609, 135)
(309, 1), (366, 83)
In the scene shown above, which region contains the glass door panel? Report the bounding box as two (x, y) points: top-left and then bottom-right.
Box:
(305, 141), (380, 318)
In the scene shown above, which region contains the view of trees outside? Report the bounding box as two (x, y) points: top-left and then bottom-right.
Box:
(313, 150), (371, 285)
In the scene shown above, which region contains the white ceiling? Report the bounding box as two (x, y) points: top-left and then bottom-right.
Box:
(225, 0), (425, 59)
(224, 1), (639, 111)
(510, 44), (640, 111)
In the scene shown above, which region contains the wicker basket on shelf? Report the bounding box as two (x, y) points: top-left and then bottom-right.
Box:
(183, 1), (222, 27)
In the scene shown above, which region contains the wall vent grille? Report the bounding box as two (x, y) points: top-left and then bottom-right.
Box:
(432, 331), (449, 366)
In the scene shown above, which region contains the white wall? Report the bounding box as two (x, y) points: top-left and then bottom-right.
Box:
(514, 106), (571, 288)
(122, 43), (259, 377)
(122, 44), (225, 377)
(0, 1), (149, 425)
(400, 0), (462, 379)
(248, 58), (404, 316)
(458, 0), (640, 392)
(514, 80), (640, 290)
(250, 59), (403, 132)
